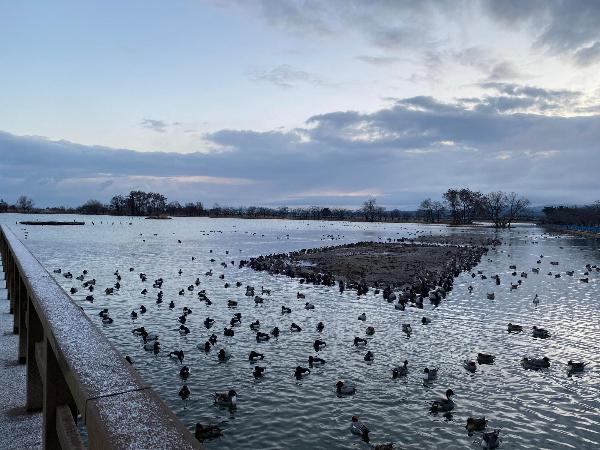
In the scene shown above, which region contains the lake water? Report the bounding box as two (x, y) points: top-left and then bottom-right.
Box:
(1, 214), (599, 449)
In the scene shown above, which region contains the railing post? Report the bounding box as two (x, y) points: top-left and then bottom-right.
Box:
(43, 339), (78, 450)
(13, 264), (21, 334)
(18, 279), (28, 363)
(26, 299), (44, 412)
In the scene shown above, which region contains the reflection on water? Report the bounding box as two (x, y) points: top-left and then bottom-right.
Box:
(2, 214), (599, 449)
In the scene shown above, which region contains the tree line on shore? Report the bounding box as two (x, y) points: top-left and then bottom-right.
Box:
(418, 188), (531, 228)
(0, 189), (597, 228)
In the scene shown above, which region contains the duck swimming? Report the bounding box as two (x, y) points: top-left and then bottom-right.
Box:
(358, 313), (366, 321)
(195, 423), (223, 441)
(316, 322), (324, 332)
(350, 416), (369, 440)
(294, 366), (310, 379)
(507, 323), (523, 332)
(169, 350), (184, 363)
(567, 360), (587, 374)
(214, 390), (237, 407)
(218, 349), (230, 362)
(178, 385), (190, 400)
(309, 355), (326, 367)
(477, 353), (495, 365)
(313, 339), (326, 351)
(336, 380), (356, 395)
(256, 332), (270, 342)
(423, 367), (438, 382)
(364, 351), (374, 362)
(271, 326), (280, 337)
(481, 429), (501, 449)
(430, 389), (455, 413)
(179, 366), (190, 379)
(532, 326), (550, 338)
(249, 351), (264, 361)
(354, 336), (367, 346)
(465, 417), (487, 433)
(402, 324), (412, 335)
(290, 323), (302, 332)
(250, 320), (260, 331)
(521, 356), (550, 370)
(421, 317), (431, 325)
(281, 306), (292, 314)
(224, 328), (234, 337)
(464, 360), (477, 373)
(392, 360), (408, 378)
(253, 366), (266, 378)
(304, 302), (315, 310)
(365, 326), (375, 335)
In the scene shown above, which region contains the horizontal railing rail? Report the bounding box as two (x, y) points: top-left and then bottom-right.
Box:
(0, 224), (201, 450)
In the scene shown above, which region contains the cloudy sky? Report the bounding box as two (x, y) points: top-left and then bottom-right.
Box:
(1, 0), (599, 208)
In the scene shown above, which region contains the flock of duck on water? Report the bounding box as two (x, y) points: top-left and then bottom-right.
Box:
(52, 232), (599, 450)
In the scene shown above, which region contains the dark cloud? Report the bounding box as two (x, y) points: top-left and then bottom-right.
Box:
(482, 0), (600, 65)
(1, 84), (599, 208)
(140, 118), (168, 133)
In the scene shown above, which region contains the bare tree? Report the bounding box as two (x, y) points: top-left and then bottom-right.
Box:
(483, 191), (530, 228)
(361, 198), (378, 222)
(16, 195), (34, 212)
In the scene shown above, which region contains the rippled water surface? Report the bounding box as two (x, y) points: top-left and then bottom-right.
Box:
(2, 214), (599, 449)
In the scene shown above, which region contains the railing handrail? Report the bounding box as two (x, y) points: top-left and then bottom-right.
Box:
(0, 224), (201, 449)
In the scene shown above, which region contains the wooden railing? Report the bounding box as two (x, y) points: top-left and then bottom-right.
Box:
(0, 224), (201, 450)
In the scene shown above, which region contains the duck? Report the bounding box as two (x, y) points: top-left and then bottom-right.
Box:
(392, 360), (408, 378)
(224, 328), (234, 337)
(521, 356), (550, 370)
(294, 366), (311, 379)
(464, 360), (477, 373)
(217, 349), (230, 362)
(209, 334), (218, 345)
(533, 294), (540, 306)
(358, 313), (367, 321)
(297, 292), (305, 299)
(364, 351), (374, 362)
(169, 350), (184, 363)
(423, 367), (438, 382)
(313, 339), (326, 351)
(316, 322), (324, 332)
(179, 325), (190, 335)
(249, 351), (264, 361)
(567, 360), (587, 374)
(144, 341), (160, 352)
(139, 304), (147, 314)
(481, 429), (501, 449)
(214, 390), (237, 407)
(256, 332), (270, 342)
(532, 326), (550, 338)
(168, 301), (175, 309)
(309, 355), (326, 367)
(430, 389), (455, 412)
(507, 322), (522, 332)
(178, 385), (190, 400)
(304, 302), (315, 310)
(465, 417), (487, 433)
(194, 423), (223, 441)
(253, 366), (266, 378)
(281, 306), (292, 314)
(477, 353), (495, 365)
(290, 323), (302, 332)
(421, 317), (431, 325)
(486, 293), (495, 300)
(354, 336), (367, 346)
(250, 320), (260, 331)
(350, 416), (369, 440)
(336, 380), (356, 395)
(179, 366), (190, 379)
(204, 317), (215, 328)
(271, 326), (280, 337)
(227, 300), (238, 308)
(366, 326), (375, 335)
(230, 317), (241, 327)
(402, 324), (412, 335)
(198, 341), (211, 352)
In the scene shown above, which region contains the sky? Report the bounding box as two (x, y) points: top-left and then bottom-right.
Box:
(1, 0), (599, 209)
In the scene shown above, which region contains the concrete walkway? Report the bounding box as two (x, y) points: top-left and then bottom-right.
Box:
(0, 266), (42, 449)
